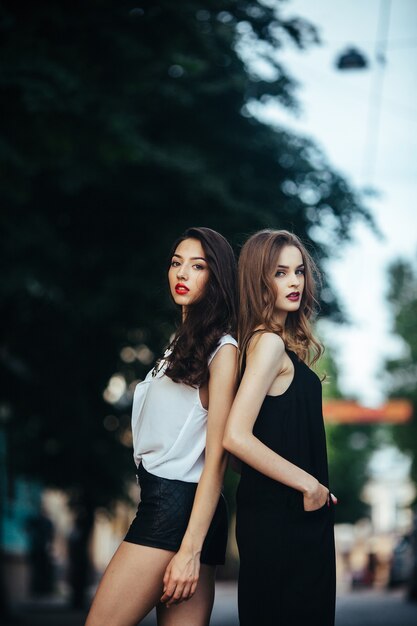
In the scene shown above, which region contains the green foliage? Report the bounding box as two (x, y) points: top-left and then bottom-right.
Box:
(316, 345), (376, 522)
(0, 0), (374, 509)
(385, 257), (417, 486)
(326, 424), (376, 522)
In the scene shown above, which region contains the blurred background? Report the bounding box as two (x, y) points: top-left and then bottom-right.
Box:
(1, 1), (416, 624)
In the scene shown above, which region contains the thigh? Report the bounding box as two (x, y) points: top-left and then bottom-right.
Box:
(156, 564), (216, 626)
(85, 541), (175, 626)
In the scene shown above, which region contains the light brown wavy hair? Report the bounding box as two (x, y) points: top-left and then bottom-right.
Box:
(238, 229), (323, 377)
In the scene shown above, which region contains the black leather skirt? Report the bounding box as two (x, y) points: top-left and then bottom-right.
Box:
(124, 463), (228, 565)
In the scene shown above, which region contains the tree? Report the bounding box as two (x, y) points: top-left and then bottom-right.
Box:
(316, 341), (376, 523)
(0, 0), (374, 609)
(384, 258), (417, 482)
(384, 255), (417, 600)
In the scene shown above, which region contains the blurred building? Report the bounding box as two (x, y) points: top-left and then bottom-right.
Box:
(363, 448), (415, 534)
(335, 446), (415, 592)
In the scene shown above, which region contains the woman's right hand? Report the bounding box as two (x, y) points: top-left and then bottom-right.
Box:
(160, 546), (200, 607)
(303, 481), (330, 512)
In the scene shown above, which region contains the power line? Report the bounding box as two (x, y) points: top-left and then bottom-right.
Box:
(362, 0), (392, 185)
(272, 55), (417, 123)
(322, 37), (417, 50)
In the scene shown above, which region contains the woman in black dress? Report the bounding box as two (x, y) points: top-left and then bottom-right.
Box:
(224, 229), (337, 626)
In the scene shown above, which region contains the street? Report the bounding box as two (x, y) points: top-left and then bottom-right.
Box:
(6, 584), (417, 626)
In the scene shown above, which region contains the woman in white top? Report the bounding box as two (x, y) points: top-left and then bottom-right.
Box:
(85, 227), (238, 626)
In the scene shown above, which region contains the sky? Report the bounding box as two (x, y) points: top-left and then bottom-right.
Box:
(253, 0), (417, 406)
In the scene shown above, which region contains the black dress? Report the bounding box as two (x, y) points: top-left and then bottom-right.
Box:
(236, 349), (336, 626)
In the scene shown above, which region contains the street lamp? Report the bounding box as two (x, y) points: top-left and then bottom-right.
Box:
(336, 46), (368, 70)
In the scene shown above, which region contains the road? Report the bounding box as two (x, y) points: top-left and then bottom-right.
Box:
(5, 584), (417, 625)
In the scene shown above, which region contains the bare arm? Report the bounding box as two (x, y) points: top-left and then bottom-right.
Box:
(161, 343), (238, 606)
(223, 333), (328, 502)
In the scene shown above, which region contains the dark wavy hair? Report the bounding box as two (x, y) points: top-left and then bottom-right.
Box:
(164, 227), (237, 387)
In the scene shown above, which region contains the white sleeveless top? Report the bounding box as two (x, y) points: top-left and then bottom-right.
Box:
(131, 334), (238, 483)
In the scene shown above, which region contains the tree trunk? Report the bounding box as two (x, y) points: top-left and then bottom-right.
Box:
(68, 501), (95, 610)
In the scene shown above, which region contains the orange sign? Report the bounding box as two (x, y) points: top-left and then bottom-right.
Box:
(323, 399), (413, 424)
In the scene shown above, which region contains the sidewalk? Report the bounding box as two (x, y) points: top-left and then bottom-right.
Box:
(336, 588), (417, 626)
(4, 584), (417, 625)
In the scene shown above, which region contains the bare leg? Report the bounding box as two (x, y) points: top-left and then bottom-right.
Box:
(85, 541), (175, 626)
(156, 565), (216, 626)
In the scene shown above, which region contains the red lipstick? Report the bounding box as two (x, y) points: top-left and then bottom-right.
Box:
(286, 292), (300, 301)
(175, 283), (189, 295)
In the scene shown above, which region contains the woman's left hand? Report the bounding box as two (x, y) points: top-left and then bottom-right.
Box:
(160, 548), (200, 607)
